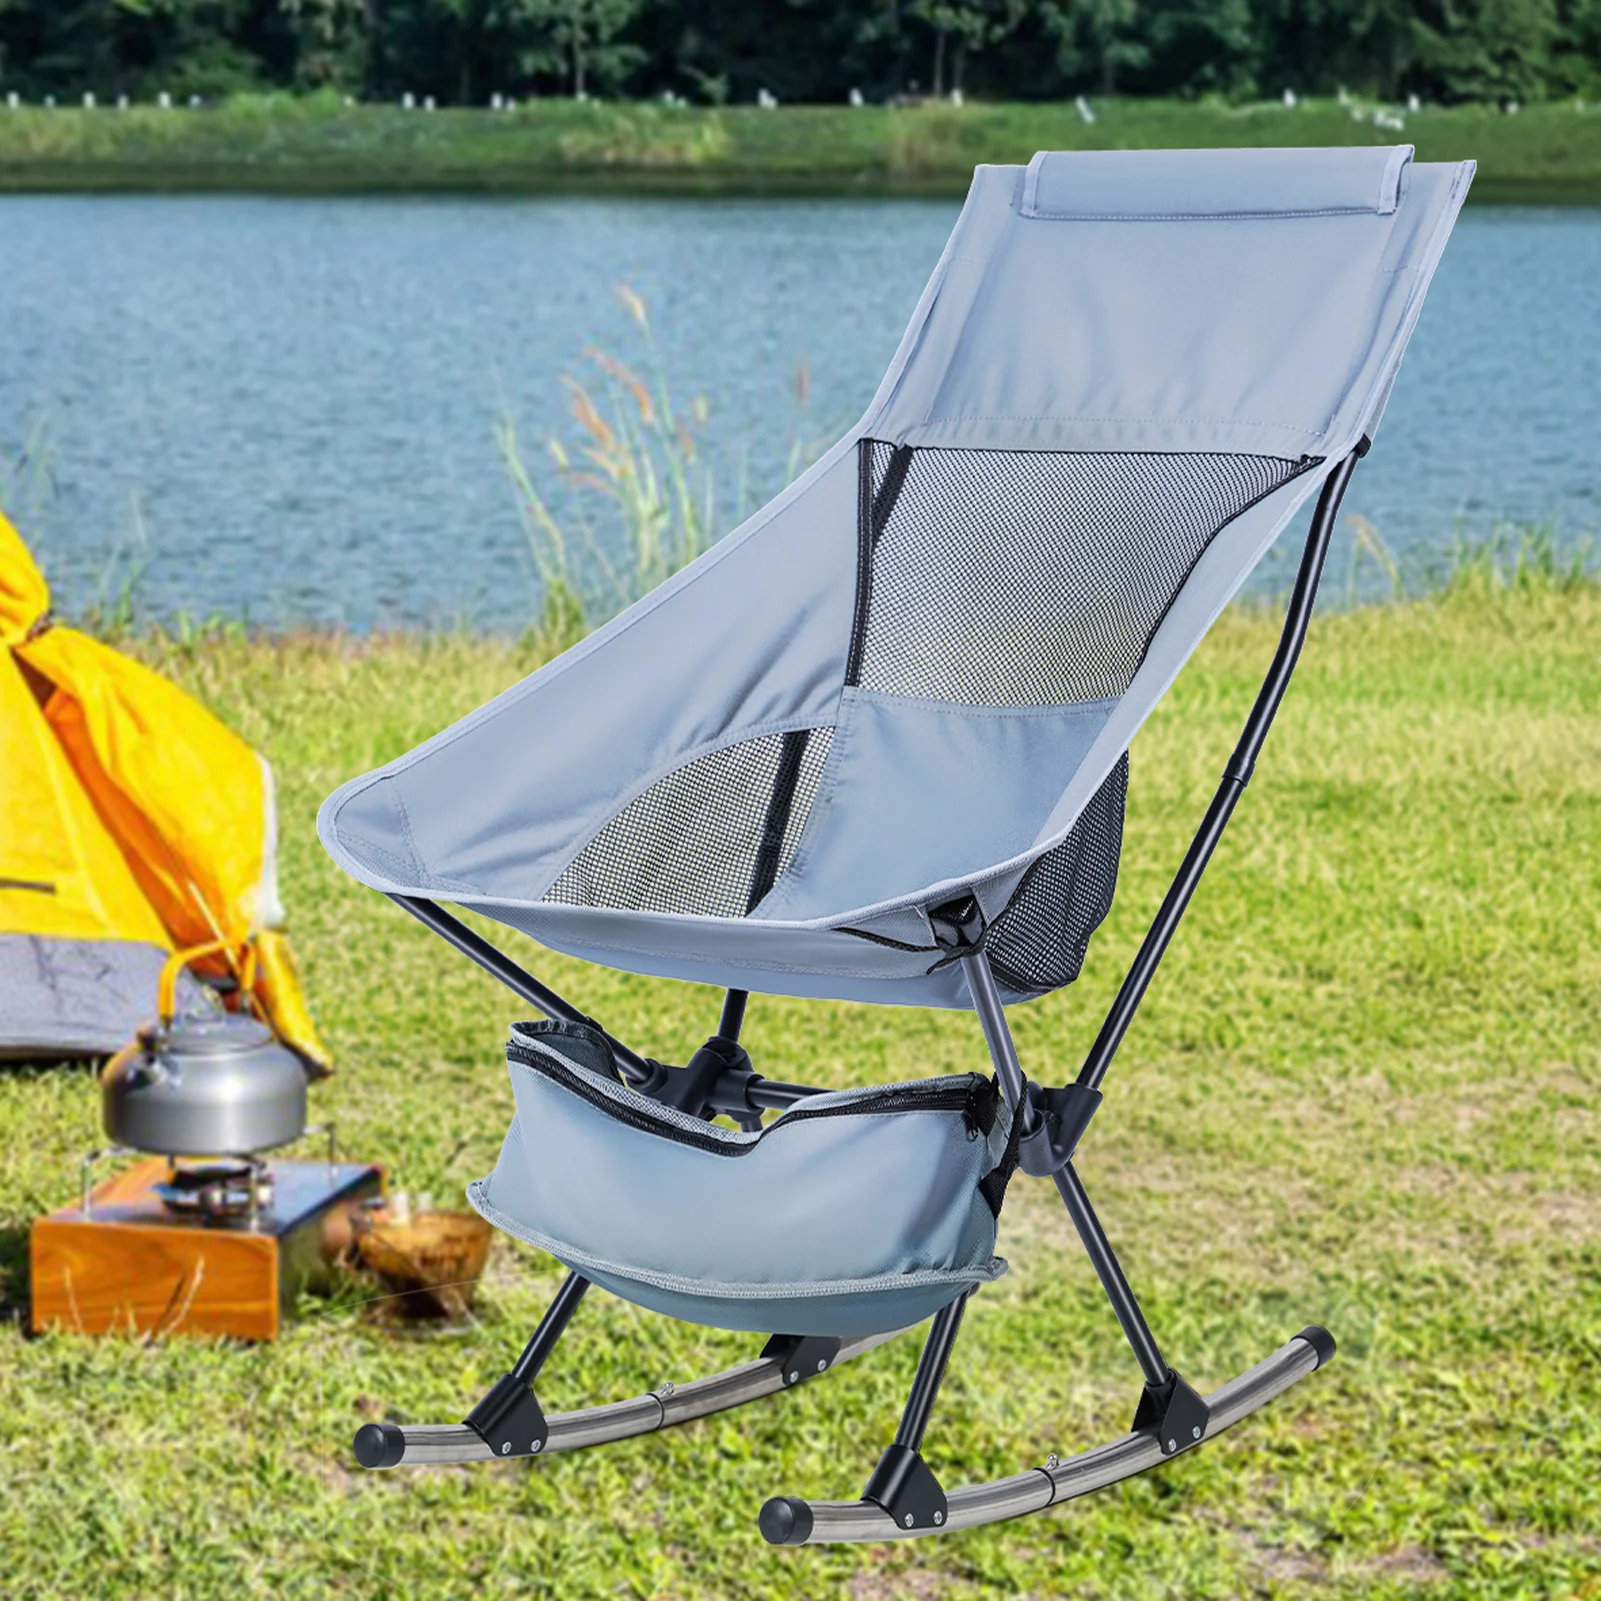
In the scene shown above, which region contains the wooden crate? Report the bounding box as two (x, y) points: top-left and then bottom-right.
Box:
(30, 1158), (382, 1341)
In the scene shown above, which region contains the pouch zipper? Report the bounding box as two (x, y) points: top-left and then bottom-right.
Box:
(506, 1037), (985, 1159)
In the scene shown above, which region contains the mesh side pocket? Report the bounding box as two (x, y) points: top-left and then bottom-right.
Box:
(854, 445), (1308, 706)
(985, 755), (1129, 995)
(544, 728), (833, 918)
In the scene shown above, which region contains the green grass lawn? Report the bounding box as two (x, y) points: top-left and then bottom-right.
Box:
(0, 95), (1597, 200)
(1, 575), (1598, 1599)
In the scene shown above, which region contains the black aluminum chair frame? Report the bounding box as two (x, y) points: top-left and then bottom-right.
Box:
(354, 446), (1364, 1540)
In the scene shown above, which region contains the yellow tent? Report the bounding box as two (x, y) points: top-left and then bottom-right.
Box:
(0, 511), (329, 1070)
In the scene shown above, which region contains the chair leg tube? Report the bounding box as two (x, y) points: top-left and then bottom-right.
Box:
(961, 952), (1032, 1122)
(894, 1293), (966, 1453)
(510, 1271), (590, 1384)
(448, 1272), (594, 1462)
(717, 988), (749, 1041)
(851, 1293), (968, 1532)
(1054, 1165), (1168, 1389)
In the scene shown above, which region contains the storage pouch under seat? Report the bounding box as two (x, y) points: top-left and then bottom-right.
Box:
(468, 1021), (1013, 1337)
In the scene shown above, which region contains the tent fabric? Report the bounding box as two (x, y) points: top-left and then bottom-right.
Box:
(0, 513), (328, 1067)
(0, 936), (178, 1060)
(0, 627), (180, 1055)
(321, 147), (1473, 1011)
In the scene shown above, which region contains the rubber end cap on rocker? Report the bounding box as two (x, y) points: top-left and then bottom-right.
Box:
(759, 1497), (815, 1546)
(353, 1422), (408, 1470)
(1294, 1324), (1338, 1369)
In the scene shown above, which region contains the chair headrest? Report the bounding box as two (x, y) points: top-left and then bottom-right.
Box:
(1021, 145), (1414, 221)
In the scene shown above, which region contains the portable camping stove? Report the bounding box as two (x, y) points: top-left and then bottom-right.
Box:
(83, 1144), (303, 1227)
(29, 943), (384, 1339)
(31, 1138), (382, 1341)
(149, 1155), (276, 1222)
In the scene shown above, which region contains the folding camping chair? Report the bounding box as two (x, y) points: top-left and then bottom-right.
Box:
(320, 146), (1474, 1542)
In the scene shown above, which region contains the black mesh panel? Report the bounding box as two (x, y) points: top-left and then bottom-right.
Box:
(986, 755), (1129, 995)
(545, 729), (834, 918)
(854, 444), (1307, 706)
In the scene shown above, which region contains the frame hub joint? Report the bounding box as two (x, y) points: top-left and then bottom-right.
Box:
(929, 893), (985, 954)
(1018, 1082), (1102, 1176)
(654, 1035), (755, 1120)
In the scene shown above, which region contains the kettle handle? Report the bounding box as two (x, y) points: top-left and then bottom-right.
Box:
(158, 937), (258, 1024)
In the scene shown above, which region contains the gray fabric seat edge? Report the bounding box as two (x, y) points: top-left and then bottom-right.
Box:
(318, 145), (1474, 1011)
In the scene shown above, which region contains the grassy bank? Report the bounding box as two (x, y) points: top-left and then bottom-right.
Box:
(1, 573), (1597, 1599)
(0, 96), (1598, 200)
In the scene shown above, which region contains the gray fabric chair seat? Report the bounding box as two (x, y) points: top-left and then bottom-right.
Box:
(468, 1022), (1014, 1336)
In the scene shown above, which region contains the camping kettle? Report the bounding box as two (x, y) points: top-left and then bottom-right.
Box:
(100, 941), (308, 1156)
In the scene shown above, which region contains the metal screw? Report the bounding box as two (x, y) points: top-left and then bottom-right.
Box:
(1166, 1438), (1177, 1452)
(816, 1359), (828, 1372)
(1192, 1426), (1202, 1440)
(903, 1514), (914, 1528)
(501, 1442), (511, 1455)
(659, 1380), (675, 1396)
(933, 1511), (944, 1525)
(530, 1440), (542, 1453)
(1045, 1453), (1060, 1469)
(789, 1371), (800, 1384)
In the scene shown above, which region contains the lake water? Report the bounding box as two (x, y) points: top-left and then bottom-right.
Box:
(2, 195), (1597, 630)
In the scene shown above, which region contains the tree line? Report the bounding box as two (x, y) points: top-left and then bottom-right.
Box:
(1, 1), (1596, 110)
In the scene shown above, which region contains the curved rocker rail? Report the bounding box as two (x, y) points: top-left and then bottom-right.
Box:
(762, 1328), (1330, 1545)
(356, 1325), (908, 1469)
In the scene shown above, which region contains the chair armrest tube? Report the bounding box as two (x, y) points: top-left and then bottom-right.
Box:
(1077, 448), (1362, 1095)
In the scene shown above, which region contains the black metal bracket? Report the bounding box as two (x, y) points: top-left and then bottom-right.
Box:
(762, 1332), (845, 1386)
(465, 1372), (550, 1458)
(698, 1038), (770, 1130)
(1132, 1368), (1211, 1457)
(863, 1443), (949, 1530)
(647, 1035), (806, 1133)
(1017, 1082), (1102, 1176)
